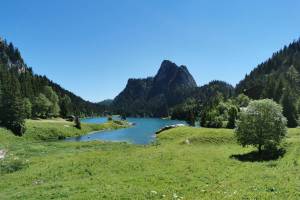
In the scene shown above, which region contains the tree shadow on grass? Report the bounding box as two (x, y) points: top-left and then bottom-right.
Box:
(230, 148), (286, 162)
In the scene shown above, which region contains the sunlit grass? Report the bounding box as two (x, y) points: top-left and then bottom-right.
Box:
(0, 122), (299, 199)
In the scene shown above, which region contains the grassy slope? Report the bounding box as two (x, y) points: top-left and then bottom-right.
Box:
(24, 119), (129, 140)
(0, 124), (299, 199)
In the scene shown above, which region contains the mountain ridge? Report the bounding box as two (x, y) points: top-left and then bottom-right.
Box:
(113, 60), (200, 117)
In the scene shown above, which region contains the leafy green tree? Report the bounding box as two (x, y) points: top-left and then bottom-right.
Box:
(235, 99), (287, 153)
(43, 86), (60, 117)
(23, 98), (32, 119)
(281, 87), (298, 127)
(235, 94), (250, 107)
(32, 94), (52, 118)
(227, 105), (238, 129)
(205, 109), (223, 128)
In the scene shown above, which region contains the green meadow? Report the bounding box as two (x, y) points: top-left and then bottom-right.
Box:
(0, 121), (300, 199)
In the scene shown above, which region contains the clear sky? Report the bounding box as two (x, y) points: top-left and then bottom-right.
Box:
(1, 0), (300, 102)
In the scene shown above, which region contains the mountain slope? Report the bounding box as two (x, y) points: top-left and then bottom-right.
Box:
(113, 60), (197, 117)
(236, 39), (300, 127)
(236, 39), (300, 100)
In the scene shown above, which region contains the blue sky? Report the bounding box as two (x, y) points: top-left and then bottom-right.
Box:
(1, 0), (300, 102)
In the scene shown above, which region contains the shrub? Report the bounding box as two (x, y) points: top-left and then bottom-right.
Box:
(207, 116), (223, 128)
(0, 157), (28, 174)
(107, 116), (113, 121)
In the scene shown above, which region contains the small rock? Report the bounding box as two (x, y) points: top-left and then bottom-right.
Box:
(33, 180), (44, 185)
(0, 150), (6, 159)
(150, 190), (158, 195)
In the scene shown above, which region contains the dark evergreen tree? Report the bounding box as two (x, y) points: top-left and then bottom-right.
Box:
(274, 78), (284, 102)
(227, 105), (238, 129)
(0, 71), (26, 136)
(281, 87), (298, 128)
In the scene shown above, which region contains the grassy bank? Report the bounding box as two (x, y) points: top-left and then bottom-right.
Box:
(0, 122), (299, 199)
(24, 119), (129, 141)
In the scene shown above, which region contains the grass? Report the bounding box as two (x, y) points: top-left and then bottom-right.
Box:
(24, 119), (129, 140)
(0, 122), (300, 199)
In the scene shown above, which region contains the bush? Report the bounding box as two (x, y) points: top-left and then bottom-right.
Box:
(207, 116), (223, 128)
(0, 157), (28, 174)
(235, 99), (287, 153)
(107, 116), (113, 121)
(9, 121), (26, 136)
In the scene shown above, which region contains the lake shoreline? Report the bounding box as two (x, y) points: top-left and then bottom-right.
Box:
(70, 117), (187, 144)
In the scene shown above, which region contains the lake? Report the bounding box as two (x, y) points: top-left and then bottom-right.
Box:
(66, 117), (187, 144)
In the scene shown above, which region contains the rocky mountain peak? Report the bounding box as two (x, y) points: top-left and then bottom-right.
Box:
(113, 60), (198, 116)
(149, 60), (197, 97)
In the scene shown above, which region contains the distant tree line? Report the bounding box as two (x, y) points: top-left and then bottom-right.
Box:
(0, 39), (108, 135)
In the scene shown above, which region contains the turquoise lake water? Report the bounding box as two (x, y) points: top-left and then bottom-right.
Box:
(66, 117), (187, 144)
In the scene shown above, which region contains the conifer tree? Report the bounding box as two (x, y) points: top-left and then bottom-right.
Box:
(227, 105), (238, 129)
(281, 87), (298, 127)
(0, 71), (26, 136)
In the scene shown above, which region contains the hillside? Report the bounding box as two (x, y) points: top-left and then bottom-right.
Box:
(236, 39), (300, 100)
(236, 39), (300, 127)
(0, 38), (106, 117)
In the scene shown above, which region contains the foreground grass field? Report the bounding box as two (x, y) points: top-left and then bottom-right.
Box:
(0, 121), (299, 199)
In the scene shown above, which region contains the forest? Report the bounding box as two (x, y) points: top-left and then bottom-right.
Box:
(0, 39), (108, 135)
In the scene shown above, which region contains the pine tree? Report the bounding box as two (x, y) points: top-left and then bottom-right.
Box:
(281, 87), (298, 128)
(227, 105), (238, 129)
(0, 72), (26, 136)
(274, 79), (284, 102)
